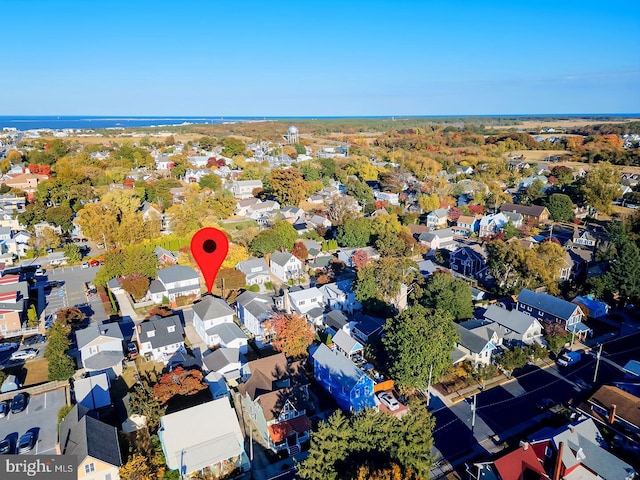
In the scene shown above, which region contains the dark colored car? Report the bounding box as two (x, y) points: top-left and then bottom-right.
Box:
(127, 342), (138, 359)
(10, 393), (27, 414)
(0, 401), (8, 418)
(536, 397), (555, 411)
(18, 432), (35, 453)
(0, 438), (11, 455)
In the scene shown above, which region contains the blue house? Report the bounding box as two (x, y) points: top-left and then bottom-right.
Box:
(516, 288), (590, 339)
(312, 344), (375, 412)
(426, 208), (449, 229)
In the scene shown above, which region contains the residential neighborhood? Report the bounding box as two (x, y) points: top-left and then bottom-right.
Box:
(0, 117), (638, 480)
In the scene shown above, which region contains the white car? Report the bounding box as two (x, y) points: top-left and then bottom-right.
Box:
(34, 268), (45, 276)
(81, 262), (89, 269)
(0, 343), (18, 352)
(378, 392), (400, 411)
(10, 349), (38, 361)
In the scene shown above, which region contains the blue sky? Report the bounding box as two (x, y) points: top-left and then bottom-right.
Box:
(2, 0), (639, 115)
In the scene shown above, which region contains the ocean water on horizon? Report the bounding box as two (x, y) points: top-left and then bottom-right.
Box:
(0, 116), (255, 130)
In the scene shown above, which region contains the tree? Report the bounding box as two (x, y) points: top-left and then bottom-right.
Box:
(221, 243), (250, 269)
(355, 258), (418, 310)
(547, 193), (574, 222)
(27, 305), (38, 327)
(198, 173), (222, 192)
(119, 453), (157, 480)
(121, 274), (151, 302)
(266, 168), (307, 205)
(352, 249), (370, 269)
(63, 243), (82, 263)
(520, 178), (545, 205)
(421, 272), (473, 321)
(264, 313), (314, 359)
(221, 137), (246, 157)
(605, 239), (640, 304)
(292, 241), (309, 261)
(153, 367), (207, 403)
(383, 305), (458, 390)
(337, 217), (371, 248)
(215, 268), (246, 293)
(45, 320), (75, 381)
(327, 195), (360, 226)
(130, 372), (165, 432)
(418, 193), (439, 213)
(45, 205), (74, 232)
(582, 162), (622, 214)
(39, 226), (61, 250)
(250, 220), (299, 257)
(55, 307), (85, 328)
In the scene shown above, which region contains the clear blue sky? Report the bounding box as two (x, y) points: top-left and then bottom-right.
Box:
(3, 0), (639, 116)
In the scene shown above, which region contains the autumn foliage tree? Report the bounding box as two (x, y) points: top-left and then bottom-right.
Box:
(292, 241), (309, 261)
(265, 313), (315, 359)
(153, 367), (207, 404)
(121, 274), (151, 302)
(55, 307), (86, 328)
(352, 249), (370, 269)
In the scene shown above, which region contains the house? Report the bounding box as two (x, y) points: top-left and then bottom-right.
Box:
(332, 329), (364, 360)
(202, 347), (246, 382)
(238, 353), (311, 456)
(57, 405), (122, 480)
(418, 227), (456, 251)
(449, 245), (487, 278)
(0, 281), (26, 335)
(572, 227), (597, 247)
(312, 343), (375, 412)
(468, 442), (547, 480)
(426, 208), (449, 228)
(234, 291), (275, 343)
(320, 280), (362, 313)
(528, 418), (636, 480)
(159, 399), (250, 477)
(482, 304), (543, 347)
(136, 314), (186, 364)
(453, 323), (499, 366)
(153, 246), (178, 266)
(193, 296), (248, 353)
(336, 247), (380, 267)
(285, 286), (324, 322)
(76, 322), (125, 378)
(579, 385), (640, 441)
(3, 172), (48, 194)
(479, 212), (509, 238)
(502, 211), (524, 228)
(572, 295), (609, 319)
(73, 373), (111, 410)
(324, 310), (349, 332)
(140, 202), (164, 228)
(236, 258), (270, 286)
(148, 265), (201, 306)
(453, 215), (479, 236)
(229, 179), (263, 199)
(500, 203), (550, 225)
(516, 289), (590, 339)
(351, 314), (385, 345)
(270, 252), (303, 282)
(373, 191), (400, 205)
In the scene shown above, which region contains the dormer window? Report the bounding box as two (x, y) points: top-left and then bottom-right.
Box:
(147, 331), (155, 338)
(168, 325), (176, 333)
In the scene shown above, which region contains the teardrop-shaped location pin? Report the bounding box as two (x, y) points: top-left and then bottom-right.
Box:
(190, 227), (229, 294)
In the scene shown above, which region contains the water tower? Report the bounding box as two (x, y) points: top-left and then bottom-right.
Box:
(287, 125), (299, 144)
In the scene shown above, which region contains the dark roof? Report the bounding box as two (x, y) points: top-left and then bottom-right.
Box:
(76, 322), (124, 350)
(270, 251), (295, 267)
(58, 404), (122, 467)
(138, 315), (184, 349)
(238, 353), (307, 401)
(193, 296), (234, 321)
(324, 310), (348, 330)
(352, 314), (385, 338)
(500, 203), (548, 218)
(517, 289), (581, 321)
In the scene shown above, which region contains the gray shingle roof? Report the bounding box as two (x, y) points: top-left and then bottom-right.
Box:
(270, 251), (294, 267)
(157, 265), (198, 285)
(312, 344), (366, 391)
(138, 315), (184, 349)
(456, 324), (490, 354)
(517, 288), (581, 321)
(235, 291), (274, 319)
(76, 322), (124, 350)
(483, 305), (538, 334)
(324, 310), (348, 330)
(236, 258), (268, 275)
(206, 322), (247, 344)
(83, 351), (124, 370)
(58, 405), (122, 467)
(193, 296), (234, 321)
(332, 329), (361, 354)
(203, 347), (242, 372)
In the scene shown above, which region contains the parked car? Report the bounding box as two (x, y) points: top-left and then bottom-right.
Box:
(81, 262), (89, 269)
(10, 349), (38, 361)
(0, 342), (18, 352)
(0, 438), (11, 455)
(10, 393), (27, 414)
(17, 432), (35, 453)
(0, 401), (8, 418)
(126, 342), (139, 359)
(35, 268), (45, 276)
(557, 350), (582, 367)
(89, 259), (100, 267)
(535, 397), (555, 411)
(378, 392), (400, 411)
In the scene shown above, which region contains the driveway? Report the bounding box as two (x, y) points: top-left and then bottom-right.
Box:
(42, 265), (107, 322)
(0, 388), (66, 455)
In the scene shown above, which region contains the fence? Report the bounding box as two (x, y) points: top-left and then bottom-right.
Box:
(0, 380), (69, 402)
(1, 326), (40, 339)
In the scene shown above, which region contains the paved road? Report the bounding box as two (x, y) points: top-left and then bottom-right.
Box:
(431, 331), (640, 463)
(0, 389), (66, 455)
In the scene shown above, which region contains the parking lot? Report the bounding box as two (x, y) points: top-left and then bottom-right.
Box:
(0, 388), (66, 455)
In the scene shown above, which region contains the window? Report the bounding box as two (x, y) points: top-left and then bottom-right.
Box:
(105, 475), (112, 480)
(85, 463), (95, 474)
(147, 331), (155, 338)
(167, 325), (176, 333)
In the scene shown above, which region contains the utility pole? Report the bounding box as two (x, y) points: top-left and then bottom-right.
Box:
(426, 363), (434, 408)
(593, 343), (603, 383)
(471, 394), (477, 433)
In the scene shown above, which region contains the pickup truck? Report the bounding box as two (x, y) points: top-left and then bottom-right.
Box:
(557, 350), (582, 367)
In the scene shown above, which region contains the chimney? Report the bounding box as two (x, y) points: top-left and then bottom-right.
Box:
(608, 404), (617, 424)
(553, 442), (564, 480)
(101, 329), (106, 335)
(519, 440), (529, 451)
(137, 324), (141, 334)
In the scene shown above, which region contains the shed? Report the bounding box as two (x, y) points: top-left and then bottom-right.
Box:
(0, 374), (19, 393)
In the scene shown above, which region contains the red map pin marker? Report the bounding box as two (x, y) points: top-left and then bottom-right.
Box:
(190, 227), (229, 294)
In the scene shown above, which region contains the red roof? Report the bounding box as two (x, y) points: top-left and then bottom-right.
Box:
(0, 275), (19, 285)
(267, 415), (311, 443)
(0, 291), (17, 302)
(493, 444), (547, 480)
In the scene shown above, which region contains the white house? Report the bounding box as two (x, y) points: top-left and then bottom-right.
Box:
(192, 296), (248, 353)
(136, 315), (186, 364)
(479, 213), (509, 238)
(149, 265), (201, 305)
(229, 180), (263, 199)
(286, 287), (324, 325)
(482, 305), (543, 347)
(320, 280), (361, 313)
(202, 347), (246, 381)
(236, 258), (270, 286)
(75, 322), (124, 379)
(270, 252), (303, 282)
(453, 323), (499, 367)
(234, 291), (275, 344)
